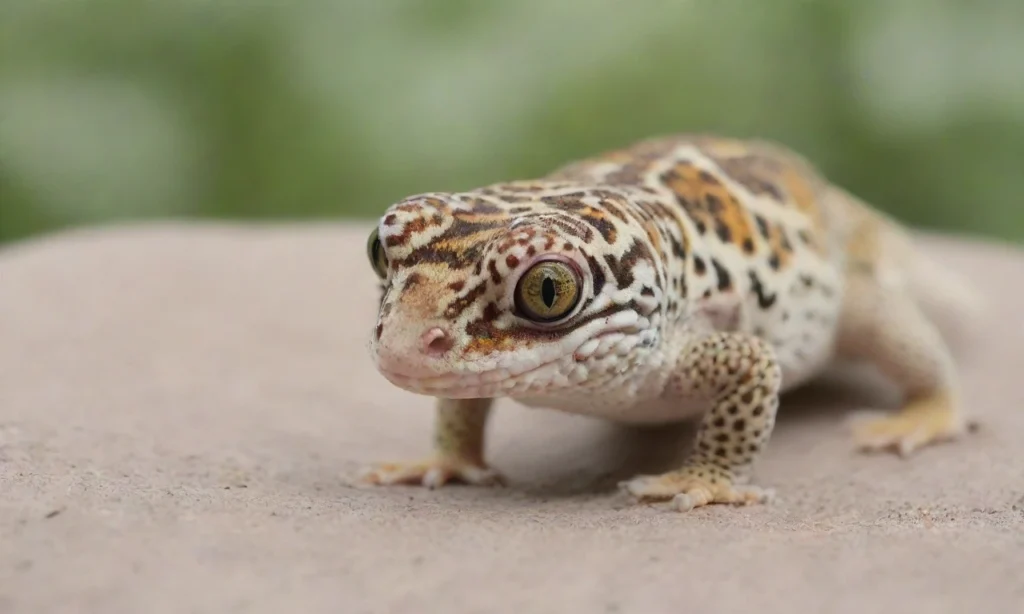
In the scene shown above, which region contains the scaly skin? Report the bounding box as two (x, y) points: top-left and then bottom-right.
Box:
(361, 134), (982, 511)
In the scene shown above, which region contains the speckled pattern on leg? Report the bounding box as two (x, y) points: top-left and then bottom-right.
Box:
(362, 398), (503, 488)
(620, 332), (782, 512)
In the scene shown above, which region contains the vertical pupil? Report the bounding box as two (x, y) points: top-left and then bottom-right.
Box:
(541, 276), (556, 308)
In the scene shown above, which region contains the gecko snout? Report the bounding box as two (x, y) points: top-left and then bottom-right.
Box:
(421, 327), (454, 357)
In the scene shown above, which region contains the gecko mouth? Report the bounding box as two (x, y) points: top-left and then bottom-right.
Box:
(374, 321), (649, 399)
(376, 355), (569, 399)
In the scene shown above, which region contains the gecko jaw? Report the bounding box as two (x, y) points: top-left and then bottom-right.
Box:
(374, 316), (650, 400)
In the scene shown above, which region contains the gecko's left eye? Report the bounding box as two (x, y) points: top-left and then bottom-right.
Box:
(366, 228), (388, 279)
(514, 259), (582, 323)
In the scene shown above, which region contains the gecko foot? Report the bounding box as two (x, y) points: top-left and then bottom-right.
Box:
(361, 457), (505, 489)
(619, 466), (774, 513)
(850, 391), (973, 457)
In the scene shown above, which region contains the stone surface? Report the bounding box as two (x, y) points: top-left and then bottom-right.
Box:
(2, 223), (1023, 613)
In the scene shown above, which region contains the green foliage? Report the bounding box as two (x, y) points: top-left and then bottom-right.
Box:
(2, 0), (1023, 244)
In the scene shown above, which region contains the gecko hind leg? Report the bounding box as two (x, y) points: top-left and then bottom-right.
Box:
(838, 271), (973, 457)
(619, 332), (782, 512)
(362, 397), (505, 488)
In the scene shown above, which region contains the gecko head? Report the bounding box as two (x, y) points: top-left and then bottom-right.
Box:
(365, 190), (662, 399)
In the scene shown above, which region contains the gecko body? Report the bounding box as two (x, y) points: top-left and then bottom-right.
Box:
(362, 134), (981, 511)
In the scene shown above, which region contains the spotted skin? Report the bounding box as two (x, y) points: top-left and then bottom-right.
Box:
(621, 332), (782, 511)
(363, 134), (982, 509)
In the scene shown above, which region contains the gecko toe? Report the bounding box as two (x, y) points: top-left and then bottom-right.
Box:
(362, 457), (505, 489)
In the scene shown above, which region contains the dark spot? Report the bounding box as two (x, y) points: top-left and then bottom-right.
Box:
(693, 256), (707, 275)
(473, 261), (483, 275)
(712, 416), (726, 428)
(669, 234), (687, 259)
(695, 220), (707, 234)
(705, 193), (723, 213)
(384, 214), (398, 226)
(752, 429), (762, 437)
(715, 447), (728, 458)
(448, 280), (465, 292)
(375, 323), (383, 340)
(740, 390), (754, 404)
(748, 443), (759, 452)
(711, 259), (732, 291)
(482, 302), (500, 321)
(526, 245), (537, 257)
(741, 238), (755, 254)
(714, 433), (730, 443)
(714, 221), (732, 243)
(698, 170), (721, 185)
(505, 254), (520, 269)
(727, 405), (739, 416)
(702, 289), (712, 299)
(585, 254), (606, 296)
(754, 214), (770, 239)
(768, 253), (781, 270)
(752, 406), (764, 417)
(487, 260), (502, 284)
(640, 286), (655, 297)
(748, 270), (777, 309)
(733, 419), (747, 432)
(734, 446), (745, 455)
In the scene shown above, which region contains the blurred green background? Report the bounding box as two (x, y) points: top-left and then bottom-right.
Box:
(1, 0), (1022, 246)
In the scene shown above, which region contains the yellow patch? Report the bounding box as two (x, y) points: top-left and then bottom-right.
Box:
(662, 162), (757, 254)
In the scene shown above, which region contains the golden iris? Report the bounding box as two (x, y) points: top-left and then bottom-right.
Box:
(514, 260), (581, 323)
(366, 228), (388, 279)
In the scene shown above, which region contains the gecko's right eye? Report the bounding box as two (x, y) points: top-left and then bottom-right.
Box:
(514, 259), (582, 324)
(366, 228), (388, 279)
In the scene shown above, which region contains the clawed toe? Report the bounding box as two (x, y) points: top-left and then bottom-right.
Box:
(618, 466), (773, 513)
(849, 394), (971, 457)
(362, 457), (505, 489)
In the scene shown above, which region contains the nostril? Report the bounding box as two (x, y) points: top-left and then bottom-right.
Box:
(421, 327), (454, 356)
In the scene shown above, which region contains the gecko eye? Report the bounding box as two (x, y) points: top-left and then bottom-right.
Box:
(366, 228), (388, 279)
(514, 259), (582, 323)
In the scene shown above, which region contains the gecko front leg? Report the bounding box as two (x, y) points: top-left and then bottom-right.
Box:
(620, 332), (782, 512)
(362, 397), (504, 488)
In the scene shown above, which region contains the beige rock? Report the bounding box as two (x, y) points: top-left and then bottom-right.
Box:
(2, 223), (1022, 614)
